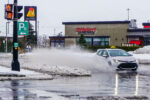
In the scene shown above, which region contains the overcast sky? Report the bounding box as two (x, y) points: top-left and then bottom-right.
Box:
(0, 0), (150, 36)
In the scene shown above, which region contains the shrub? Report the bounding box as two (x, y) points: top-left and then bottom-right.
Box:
(87, 45), (141, 52)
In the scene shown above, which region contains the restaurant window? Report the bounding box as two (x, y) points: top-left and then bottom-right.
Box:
(85, 38), (92, 45)
(76, 38), (92, 46)
(77, 37), (109, 46)
(93, 37), (109, 46)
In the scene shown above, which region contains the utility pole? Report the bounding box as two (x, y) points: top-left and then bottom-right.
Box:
(54, 28), (56, 35)
(11, 0), (20, 71)
(127, 8), (130, 21)
(6, 21), (10, 53)
(37, 21), (39, 47)
(35, 20), (38, 47)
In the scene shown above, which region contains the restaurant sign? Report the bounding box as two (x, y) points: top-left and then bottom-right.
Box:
(76, 27), (96, 34)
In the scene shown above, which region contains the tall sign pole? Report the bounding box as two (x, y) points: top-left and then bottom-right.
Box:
(127, 8), (130, 21)
(24, 6), (37, 46)
(11, 0), (20, 71)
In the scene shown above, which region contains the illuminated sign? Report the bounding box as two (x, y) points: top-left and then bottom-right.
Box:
(5, 4), (13, 20)
(27, 8), (35, 17)
(144, 26), (150, 28)
(129, 40), (141, 45)
(76, 27), (96, 34)
(6, 4), (13, 12)
(5, 12), (13, 20)
(24, 6), (37, 21)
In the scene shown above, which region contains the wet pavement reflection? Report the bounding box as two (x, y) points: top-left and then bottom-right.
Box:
(11, 80), (19, 100)
(114, 72), (138, 96)
(0, 65), (150, 100)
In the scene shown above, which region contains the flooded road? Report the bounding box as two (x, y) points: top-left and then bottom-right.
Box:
(0, 64), (150, 100)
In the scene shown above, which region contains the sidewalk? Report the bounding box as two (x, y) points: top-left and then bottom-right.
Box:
(0, 66), (53, 80)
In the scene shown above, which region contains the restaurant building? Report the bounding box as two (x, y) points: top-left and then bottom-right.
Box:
(49, 20), (150, 47)
(62, 21), (130, 47)
(127, 23), (150, 46)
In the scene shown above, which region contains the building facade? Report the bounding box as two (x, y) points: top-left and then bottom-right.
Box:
(63, 21), (130, 46)
(127, 23), (150, 46)
(50, 20), (150, 47)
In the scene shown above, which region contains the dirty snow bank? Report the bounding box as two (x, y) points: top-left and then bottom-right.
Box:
(131, 46), (150, 64)
(0, 66), (53, 80)
(132, 54), (150, 64)
(22, 64), (91, 76)
(134, 45), (150, 54)
(0, 59), (91, 76)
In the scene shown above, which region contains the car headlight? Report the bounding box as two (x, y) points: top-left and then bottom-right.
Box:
(135, 59), (138, 63)
(113, 59), (119, 63)
(132, 59), (138, 62)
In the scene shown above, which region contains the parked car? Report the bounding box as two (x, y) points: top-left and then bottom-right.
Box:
(97, 49), (138, 71)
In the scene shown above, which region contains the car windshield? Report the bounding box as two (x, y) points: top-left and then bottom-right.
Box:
(108, 50), (132, 57)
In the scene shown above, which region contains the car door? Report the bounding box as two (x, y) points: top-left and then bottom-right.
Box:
(102, 50), (109, 58)
(101, 50), (112, 65)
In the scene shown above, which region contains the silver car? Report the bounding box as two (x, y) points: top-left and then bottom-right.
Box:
(97, 49), (138, 71)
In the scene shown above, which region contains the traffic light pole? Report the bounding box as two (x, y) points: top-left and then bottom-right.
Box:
(11, 0), (20, 71)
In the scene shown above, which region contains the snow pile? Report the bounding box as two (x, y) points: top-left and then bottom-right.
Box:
(22, 64), (91, 76)
(134, 46), (150, 54)
(131, 46), (150, 64)
(133, 54), (150, 64)
(0, 66), (53, 80)
(0, 53), (12, 57)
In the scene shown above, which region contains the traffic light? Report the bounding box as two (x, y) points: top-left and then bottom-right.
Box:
(17, 6), (23, 19)
(5, 4), (13, 20)
(5, 4), (23, 20)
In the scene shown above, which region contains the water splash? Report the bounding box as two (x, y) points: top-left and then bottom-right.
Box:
(26, 46), (111, 73)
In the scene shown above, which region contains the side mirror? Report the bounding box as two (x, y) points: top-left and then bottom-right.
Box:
(102, 55), (108, 58)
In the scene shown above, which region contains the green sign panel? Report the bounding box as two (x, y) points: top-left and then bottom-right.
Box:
(17, 22), (29, 35)
(14, 43), (18, 48)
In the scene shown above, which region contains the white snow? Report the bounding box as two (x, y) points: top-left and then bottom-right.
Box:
(132, 54), (150, 64)
(134, 46), (150, 54)
(0, 66), (53, 80)
(129, 46), (150, 64)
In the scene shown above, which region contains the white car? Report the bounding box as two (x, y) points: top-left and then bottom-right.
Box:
(97, 49), (138, 71)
